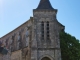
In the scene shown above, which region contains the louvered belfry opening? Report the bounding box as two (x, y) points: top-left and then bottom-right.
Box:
(46, 21), (49, 40)
(41, 21), (44, 40)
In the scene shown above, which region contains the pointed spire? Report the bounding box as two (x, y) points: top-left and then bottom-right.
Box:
(36, 0), (54, 10)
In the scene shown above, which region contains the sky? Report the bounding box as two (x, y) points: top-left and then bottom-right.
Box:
(0, 0), (80, 40)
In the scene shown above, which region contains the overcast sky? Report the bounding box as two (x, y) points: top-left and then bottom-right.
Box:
(0, 0), (80, 40)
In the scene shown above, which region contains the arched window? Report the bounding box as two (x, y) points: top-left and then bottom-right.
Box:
(26, 37), (29, 46)
(46, 21), (49, 40)
(41, 21), (44, 40)
(18, 35), (20, 41)
(26, 30), (29, 37)
(41, 57), (51, 60)
(17, 35), (20, 50)
(26, 31), (29, 46)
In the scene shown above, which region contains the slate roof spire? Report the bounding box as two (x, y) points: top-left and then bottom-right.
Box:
(36, 0), (54, 10)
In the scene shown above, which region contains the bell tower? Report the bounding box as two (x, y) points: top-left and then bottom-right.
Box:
(31, 0), (65, 60)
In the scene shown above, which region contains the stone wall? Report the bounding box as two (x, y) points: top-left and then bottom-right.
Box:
(30, 9), (64, 60)
(11, 50), (22, 60)
(0, 8), (65, 60)
(0, 17), (33, 60)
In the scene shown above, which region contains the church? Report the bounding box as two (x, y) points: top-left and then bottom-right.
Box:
(0, 0), (65, 60)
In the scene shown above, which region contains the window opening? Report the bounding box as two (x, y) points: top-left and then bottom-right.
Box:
(46, 21), (49, 40)
(41, 21), (44, 40)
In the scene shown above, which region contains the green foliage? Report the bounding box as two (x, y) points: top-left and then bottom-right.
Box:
(60, 32), (80, 60)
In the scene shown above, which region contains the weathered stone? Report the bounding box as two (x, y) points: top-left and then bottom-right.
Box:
(0, 0), (65, 60)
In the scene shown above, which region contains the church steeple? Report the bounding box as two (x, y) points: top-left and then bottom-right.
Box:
(36, 0), (54, 10)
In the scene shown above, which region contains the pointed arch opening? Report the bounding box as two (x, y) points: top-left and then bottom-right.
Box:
(41, 57), (51, 60)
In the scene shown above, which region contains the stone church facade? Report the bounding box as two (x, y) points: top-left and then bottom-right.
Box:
(0, 0), (65, 60)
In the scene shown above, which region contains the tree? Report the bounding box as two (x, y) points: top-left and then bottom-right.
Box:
(60, 32), (80, 60)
